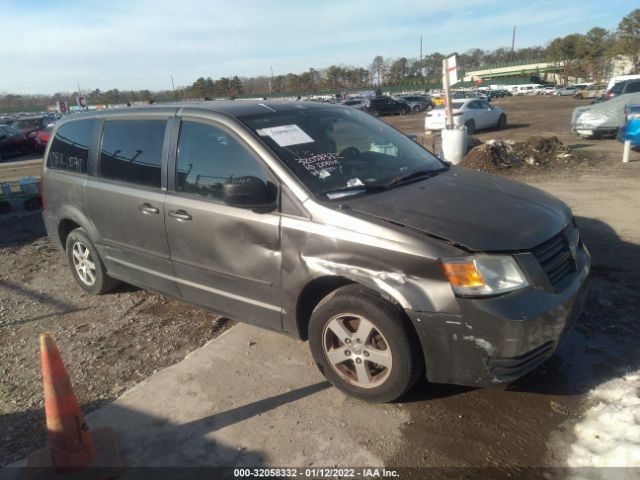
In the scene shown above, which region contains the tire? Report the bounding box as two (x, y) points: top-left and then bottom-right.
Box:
(371, 109), (379, 118)
(497, 114), (507, 129)
(65, 228), (119, 295)
(575, 95), (583, 100)
(23, 198), (40, 211)
(0, 201), (11, 214)
(308, 284), (423, 403)
(464, 119), (475, 135)
(412, 105), (421, 113)
(400, 107), (409, 116)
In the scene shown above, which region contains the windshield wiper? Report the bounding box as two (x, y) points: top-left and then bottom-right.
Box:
(321, 182), (387, 199)
(385, 168), (448, 188)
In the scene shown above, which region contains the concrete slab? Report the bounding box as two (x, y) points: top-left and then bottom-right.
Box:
(5, 324), (409, 475)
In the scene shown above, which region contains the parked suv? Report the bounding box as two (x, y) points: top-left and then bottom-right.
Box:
(574, 84), (606, 100)
(599, 79), (640, 102)
(365, 96), (410, 116)
(392, 95), (433, 113)
(42, 102), (590, 402)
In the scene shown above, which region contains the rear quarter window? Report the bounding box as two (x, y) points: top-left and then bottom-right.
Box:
(47, 119), (96, 173)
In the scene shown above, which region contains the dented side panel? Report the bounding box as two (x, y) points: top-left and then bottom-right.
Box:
(279, 205), (463, 336)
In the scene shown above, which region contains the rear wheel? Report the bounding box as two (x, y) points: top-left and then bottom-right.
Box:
(66, 228), (119, 295)
(464, 119), (475, 135)
(412, 105), (421, 113)
(308, 285), (423, 403)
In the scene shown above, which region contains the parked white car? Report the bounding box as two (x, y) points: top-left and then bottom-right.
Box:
(424, 99), (507, 134)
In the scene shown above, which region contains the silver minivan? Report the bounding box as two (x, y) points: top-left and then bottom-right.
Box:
(42, 101), (590, 402)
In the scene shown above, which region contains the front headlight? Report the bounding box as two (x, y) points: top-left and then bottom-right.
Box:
(439, 255), (529, 297)
(576, 111), (608, 127)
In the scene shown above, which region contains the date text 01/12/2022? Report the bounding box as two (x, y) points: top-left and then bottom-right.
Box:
(233, 467), (400, 478)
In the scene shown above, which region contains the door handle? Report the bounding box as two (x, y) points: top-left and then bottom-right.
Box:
(138, 203), (159, 215)
(168, 209), (192, 221)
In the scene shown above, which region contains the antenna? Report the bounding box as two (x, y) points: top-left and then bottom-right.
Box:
(511, 26), (516, 61)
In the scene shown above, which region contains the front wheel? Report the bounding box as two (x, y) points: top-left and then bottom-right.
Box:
(497, 114), (507, 129)
(308, 285), (423, 403)
(464, 119), (475, 135)
(66, 228), (119, 294)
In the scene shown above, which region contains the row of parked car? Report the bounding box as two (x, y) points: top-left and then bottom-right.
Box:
(0, 114), (58, 161)
(342, 94), (434, 116)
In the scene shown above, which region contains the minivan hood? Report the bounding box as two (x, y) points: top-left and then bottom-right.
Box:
(339, 167), (571, 252)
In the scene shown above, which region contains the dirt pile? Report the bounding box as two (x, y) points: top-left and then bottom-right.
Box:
(460, 136), (590, 173)
(461, 139), (521, 173)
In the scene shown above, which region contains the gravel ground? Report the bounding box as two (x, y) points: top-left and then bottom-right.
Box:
(0, 212), (233, 465)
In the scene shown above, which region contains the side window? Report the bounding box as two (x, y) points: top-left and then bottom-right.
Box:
(47, 119), (96, 173)
(609, 82), (624, 93)
(175, 121), (268, 200)
(99, 120), (166, 188)
(627, 82), (640, 94)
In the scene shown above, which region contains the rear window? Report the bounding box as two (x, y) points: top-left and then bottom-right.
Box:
(435, 101), (464, 110)
(99, 120), (166, 188)
(47, 119), (96, 173)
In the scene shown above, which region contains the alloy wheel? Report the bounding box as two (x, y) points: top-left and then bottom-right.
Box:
(322, 313), (392, 388)
(71, 241), (96, 286)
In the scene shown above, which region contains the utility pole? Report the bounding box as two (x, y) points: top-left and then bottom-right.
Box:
(77, 82), (81, 95)
(420, 35), (423, 78)
(511, 26), (516, 62)
(269, 66), (274, 94)
(170, 74), (176, 100)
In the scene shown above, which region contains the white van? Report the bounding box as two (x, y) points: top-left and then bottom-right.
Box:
(513, 84), (542, 96)
(607, 75), (640, 91)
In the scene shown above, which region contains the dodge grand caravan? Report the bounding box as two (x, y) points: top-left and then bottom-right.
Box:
(42, 101), (590, 402)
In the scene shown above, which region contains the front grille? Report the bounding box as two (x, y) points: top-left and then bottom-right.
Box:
(486, 341), (555, 378)
(532, 225), (577, 289)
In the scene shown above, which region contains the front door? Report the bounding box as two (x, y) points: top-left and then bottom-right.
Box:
(164, 118), (282, 328)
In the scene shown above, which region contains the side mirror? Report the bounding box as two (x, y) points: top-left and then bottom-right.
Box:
(223, 176), (274, 210)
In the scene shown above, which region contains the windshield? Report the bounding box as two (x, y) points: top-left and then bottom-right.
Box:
(240, 106), (445, 199)
(435, 101), (464, 110)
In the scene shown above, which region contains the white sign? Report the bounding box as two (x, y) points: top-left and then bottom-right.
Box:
(447, 54), (458, 86)
(256, 124), (314, 147)
(76, 96), (88, 109)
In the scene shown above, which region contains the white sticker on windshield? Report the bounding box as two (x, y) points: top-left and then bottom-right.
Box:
(256, 124), (314, 147)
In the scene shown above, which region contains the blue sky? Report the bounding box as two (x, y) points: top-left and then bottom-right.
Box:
(0, 0), (636, 94)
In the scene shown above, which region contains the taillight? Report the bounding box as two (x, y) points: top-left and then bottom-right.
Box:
(40, 176), (45, 210)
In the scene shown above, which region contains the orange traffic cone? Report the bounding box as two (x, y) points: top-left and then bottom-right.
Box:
(27, 333), (122, 479)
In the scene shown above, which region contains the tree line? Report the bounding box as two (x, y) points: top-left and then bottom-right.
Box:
(1, 8), (638, 112)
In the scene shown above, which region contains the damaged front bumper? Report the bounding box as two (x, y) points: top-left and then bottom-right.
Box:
(407, 247), (590, 387)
